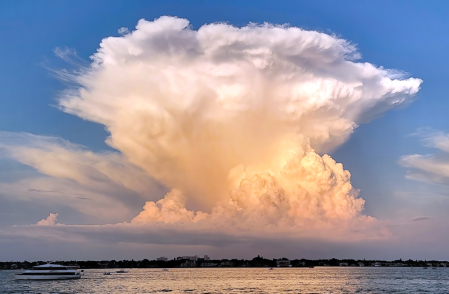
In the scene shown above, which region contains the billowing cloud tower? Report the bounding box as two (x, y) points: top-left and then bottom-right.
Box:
(1, 16), (421, 240)
(56, 16), (421, 235)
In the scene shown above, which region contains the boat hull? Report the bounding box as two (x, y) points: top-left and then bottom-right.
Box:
(15, 275), (81, 280)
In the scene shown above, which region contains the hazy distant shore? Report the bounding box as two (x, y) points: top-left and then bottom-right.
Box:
(1, 256), (447, 269)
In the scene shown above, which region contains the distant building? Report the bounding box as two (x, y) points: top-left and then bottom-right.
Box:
(339, 263), (348, 266)
(220, 260), (233, 266)
(204, 255), (210, 261)
(180, 260), (196, 267)
(183, 255), (198, 261)
(99, 260), (109, 268)
(157, 257), (168, 262)
(276, 259), (291, 267)
(201, 262), (218, 267)
(392, 263), (405, 267)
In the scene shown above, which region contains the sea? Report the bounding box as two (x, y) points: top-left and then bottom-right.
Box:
(0, 267), (448, 293)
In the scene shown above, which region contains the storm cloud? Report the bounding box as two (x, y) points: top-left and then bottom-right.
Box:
(0, 16), (421, 249)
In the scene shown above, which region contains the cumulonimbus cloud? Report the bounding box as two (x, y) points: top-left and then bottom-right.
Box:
(1, 16), (421, 240)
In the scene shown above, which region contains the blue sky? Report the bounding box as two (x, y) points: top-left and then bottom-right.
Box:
(1, 0), (449, 260)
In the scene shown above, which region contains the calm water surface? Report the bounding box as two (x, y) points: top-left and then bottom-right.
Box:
(1, 267), (448, 293)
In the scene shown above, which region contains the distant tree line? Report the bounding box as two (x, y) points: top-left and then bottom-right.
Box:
(1, 257), (447, 269)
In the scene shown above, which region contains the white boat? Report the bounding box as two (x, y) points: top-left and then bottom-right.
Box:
(15, 263), (81, 280)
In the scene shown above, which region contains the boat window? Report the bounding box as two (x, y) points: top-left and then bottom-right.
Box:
(22, 272), (77, 275)
(32, 267), (69, 270)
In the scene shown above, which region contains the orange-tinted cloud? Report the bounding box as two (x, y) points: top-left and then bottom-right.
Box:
(1, 16), (422, 242)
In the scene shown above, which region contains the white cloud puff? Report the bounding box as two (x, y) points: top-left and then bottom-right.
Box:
(36, 213), (59, 226)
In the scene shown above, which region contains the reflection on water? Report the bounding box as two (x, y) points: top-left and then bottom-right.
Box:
(1, 267), (448, 293)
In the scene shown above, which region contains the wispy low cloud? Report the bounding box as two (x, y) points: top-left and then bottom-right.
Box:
(5, 217), (390, 257)
(0, 131), (166, 223)
(77, 196), (91, 201)
(400, 130), (449, 185)
(28, 188), (85, 196)
(53, 47), (88, 67)
(2, 214), (447, 261)
(409, 216), (431, 222)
